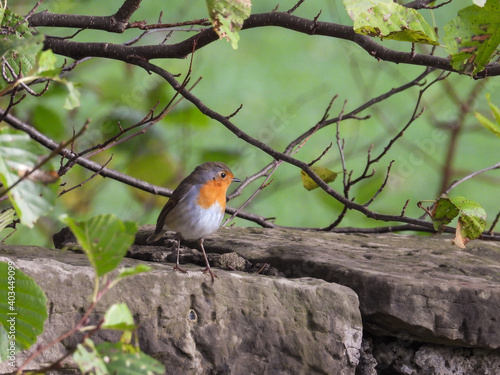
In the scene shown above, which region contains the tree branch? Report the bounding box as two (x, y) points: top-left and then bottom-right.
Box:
(133, 59), (449, 231)
(32, 12), (500, 78)
(1, 109), (169, 196)
(29, 0), (144, 33)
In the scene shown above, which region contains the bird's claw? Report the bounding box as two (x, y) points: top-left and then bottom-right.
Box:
(201, 267), (218, 283)
(173, 264), (188, 274)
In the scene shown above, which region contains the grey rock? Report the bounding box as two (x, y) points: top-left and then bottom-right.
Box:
(0, 244), (362, 375)
(139, 227), (500, 349)
(359, 334), (500, 375)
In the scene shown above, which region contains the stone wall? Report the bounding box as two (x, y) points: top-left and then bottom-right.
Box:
(1, 227), (500, 374)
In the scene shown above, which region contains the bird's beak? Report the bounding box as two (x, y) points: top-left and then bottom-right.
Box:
(232, 177), (241, 182)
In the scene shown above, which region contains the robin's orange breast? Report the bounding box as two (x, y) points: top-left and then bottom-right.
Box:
(197, 179), (231, 211)
(197, 175), (233, 211)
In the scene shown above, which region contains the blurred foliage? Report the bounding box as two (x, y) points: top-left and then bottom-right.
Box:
(0, 0), (499, 246)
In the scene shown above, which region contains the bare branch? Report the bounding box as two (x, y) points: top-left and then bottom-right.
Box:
(34, 13), (500, 78)
(135, 60), (446, 232)
(308, 142), (333, 167)
(1, 109), (170, 196)
(59, 156), (113, 196)
(287, 0), (307, 14)
(401, 199), (410, 217)
(488, 211), (500, 235)
(363, 160), (394, 207)
(444, 161), (500, 195)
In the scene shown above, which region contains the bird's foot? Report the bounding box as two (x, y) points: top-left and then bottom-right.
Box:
(200, 267), (218, 283)
(173, 264), (188, 274)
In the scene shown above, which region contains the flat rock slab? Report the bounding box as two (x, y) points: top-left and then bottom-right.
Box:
(0, 245), (362, 375)
(134, 226), (500, 349)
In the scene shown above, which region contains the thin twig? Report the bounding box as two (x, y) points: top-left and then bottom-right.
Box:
(363, 160), (394, 207)
(488, 211), (500, 235)
(308, 142), (332, 166)
(133, 18), (211, 30)
(401, 199), (410, 216)
(444, 161), (500, 195)
(59, 156), (113, 196)
(1, 123), (88, 197)
(287, 0), (306, 14)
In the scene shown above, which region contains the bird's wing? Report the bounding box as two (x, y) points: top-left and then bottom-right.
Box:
(146, 182), (197, 243)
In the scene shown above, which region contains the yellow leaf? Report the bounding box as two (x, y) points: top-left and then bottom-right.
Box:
(301, 166), (337, 191)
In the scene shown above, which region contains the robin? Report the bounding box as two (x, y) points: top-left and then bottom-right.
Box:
(147, 161), (240, 282)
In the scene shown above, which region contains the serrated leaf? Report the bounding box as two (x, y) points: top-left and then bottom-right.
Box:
(300, 166), (338, 191)
(36, 49), (58, 74)
(0, 208), (15, 234)
(0, 131), (58, 228)
(61, 214), (138, 277)
(431, 196), (460, 233)
(206, 0), (252, 49)
(117, 264), (151, 280)
(450, 196), (487, 246)
(0, 33), (44, 91)
(0, 261), (48, 360)
(96, 342), (165, 375)
(344, 0), (438, 45)
(74, 338), (165, 375)
(451, 197), (487, 236)
(63, 81), (81, 110)
(73, 338), (108, 375)
(102, 303), (137, 331)
(1, 9), (33, 37)
(443, 0), (500, 75)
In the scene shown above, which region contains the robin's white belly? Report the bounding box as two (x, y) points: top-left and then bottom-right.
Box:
(165, 200), (224, 240)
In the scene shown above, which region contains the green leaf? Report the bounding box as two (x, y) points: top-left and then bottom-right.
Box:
(476, 111), (500, 137)
(97, 342), (165, 375)
(1, 9), (33, 37)
(36, 50), (58, 74)
(74, 339), (165, 375)
(63, 81), (81, 110)
(443, 0), (500, 74)
(0, 131), (59, 228)
(61, 214), (138, 277)
(73, 338), (109, 375)
(117, 264), (151, 280)
(0, 208), (15, 234)
(344, 0), (439, 45)
(301, 166), (338, 191)
(486, 92), (500, 125)
(206, 0), (252, 49)
(450, 196), (487, 241)
(0, 34), (79, 108)
(0, 33), (44, 91)
(476, 92), (500, 137)
(0, 261), (48, 360)
(102, 303), (137, 331)
(431, 196), (460, 233)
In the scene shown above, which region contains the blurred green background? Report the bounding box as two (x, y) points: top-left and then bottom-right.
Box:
(4, 0), (499, 246)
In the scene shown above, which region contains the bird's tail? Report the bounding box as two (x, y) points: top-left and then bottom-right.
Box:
(146, 230), (166, 244)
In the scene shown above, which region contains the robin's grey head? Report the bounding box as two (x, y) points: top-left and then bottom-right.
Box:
(190, 162), (239, 184)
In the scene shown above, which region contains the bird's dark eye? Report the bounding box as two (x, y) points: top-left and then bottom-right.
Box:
(220, 172), (226, 178)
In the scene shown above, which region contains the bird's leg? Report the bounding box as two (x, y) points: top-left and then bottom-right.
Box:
(198, 238), (217, 283)
(173, 233), (187, 274)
